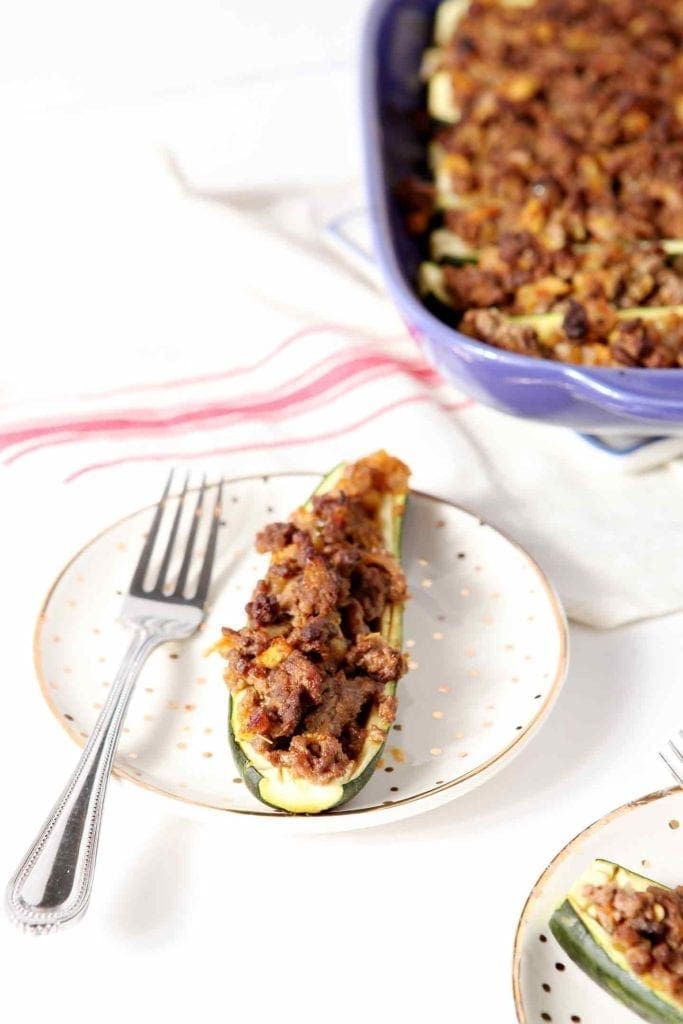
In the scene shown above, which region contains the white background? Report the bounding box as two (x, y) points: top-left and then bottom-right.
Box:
(1, 3), (681, 1022)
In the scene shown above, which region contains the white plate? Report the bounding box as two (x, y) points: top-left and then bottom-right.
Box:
(35, 472), (568, 833)
(514, 786), (683, 1023)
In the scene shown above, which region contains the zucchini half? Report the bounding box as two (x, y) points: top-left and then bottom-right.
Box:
(418, 261), (683, 334)
(513, 304), (683, 341)
(550, 859), (683, 1024)
(428, 228), (683, 266)
(228, 463), (408, 815)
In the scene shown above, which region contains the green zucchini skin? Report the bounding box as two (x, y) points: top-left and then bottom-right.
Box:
(228, 719), (268, 804)
(228, 705), (386, 813)
(227, 464), (407, 815)
(550, 863), (683, 1024)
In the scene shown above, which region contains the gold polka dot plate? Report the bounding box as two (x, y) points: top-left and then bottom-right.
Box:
(35, 472), (568, 833)
(513, 786), (683, 1023)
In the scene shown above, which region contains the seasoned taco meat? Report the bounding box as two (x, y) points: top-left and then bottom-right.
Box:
(410, 0), (683, 366)
(581, 879), (683, 1001)
(218, 452), (410, 784)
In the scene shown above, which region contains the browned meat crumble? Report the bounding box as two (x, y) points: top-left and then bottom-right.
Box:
(218, 452), (410, 784)
(406, 0), (683, 366)
(443, 238), (683, 317)
(582, 880), (683, 1001)
(433, 0), (683, 246)
(461, 306), (683, 367)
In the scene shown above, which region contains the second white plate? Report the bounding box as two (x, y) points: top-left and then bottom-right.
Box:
(514, 787), (683, 1023)
(35, 472), (568, 832)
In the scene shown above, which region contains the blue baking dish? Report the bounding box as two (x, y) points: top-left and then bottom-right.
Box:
(361, 0), (683, 433)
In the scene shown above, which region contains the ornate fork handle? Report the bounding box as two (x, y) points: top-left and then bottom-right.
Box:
(6, 624), (166, 934)
(7, 472), (220, 934)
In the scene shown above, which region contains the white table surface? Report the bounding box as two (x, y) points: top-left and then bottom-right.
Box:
(1, 3), (680, 1022)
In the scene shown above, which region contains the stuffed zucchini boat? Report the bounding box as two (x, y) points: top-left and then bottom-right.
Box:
(215, 452), (410, 814)
(420, 259), (683, 366)
(550, 859), (683, 1023)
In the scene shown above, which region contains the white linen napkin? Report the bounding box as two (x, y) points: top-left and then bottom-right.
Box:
(2, 147), (683, 629)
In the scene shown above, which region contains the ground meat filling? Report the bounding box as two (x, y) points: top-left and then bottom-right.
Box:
(582, 881), (683, 1000)
(434, 1), (683, 245)
(410, 0), (683, 366)
(220, 452), (410, 784)
(443, 239), (683, 316)
(461, 306), (683, 367)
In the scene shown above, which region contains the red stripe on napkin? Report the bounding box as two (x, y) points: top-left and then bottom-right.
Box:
(4, 351), (440, 464)
(65, 394), (474, 482)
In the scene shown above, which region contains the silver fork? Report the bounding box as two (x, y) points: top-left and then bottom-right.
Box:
(6, 471), (223, 934)
(660, 734), (683, 786)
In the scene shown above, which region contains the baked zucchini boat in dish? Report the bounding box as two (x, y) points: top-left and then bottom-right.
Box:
(402, 0), (683, 367)
(215, 452), (410, 814)
(550, 859), (683, 1023)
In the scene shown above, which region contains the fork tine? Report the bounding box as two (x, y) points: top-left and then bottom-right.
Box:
(172, 475), (207, 599)
(130, 470), (173, 594)
(153, 472), (190, 593)
(192, 479), (223, 606)
(669, 739), (683, 762)
(660, 751), (683, 785)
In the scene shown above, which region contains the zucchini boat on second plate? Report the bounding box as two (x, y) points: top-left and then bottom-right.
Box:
(550, 859), (683, 1023)
(215, 452), (410, 814)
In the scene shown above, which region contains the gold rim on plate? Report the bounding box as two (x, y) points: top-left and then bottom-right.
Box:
(511, 785), (682, 1022)
(34, 472), (569, 819)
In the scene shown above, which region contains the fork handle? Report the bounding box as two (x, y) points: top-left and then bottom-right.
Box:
(6, 627), (161, 934)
